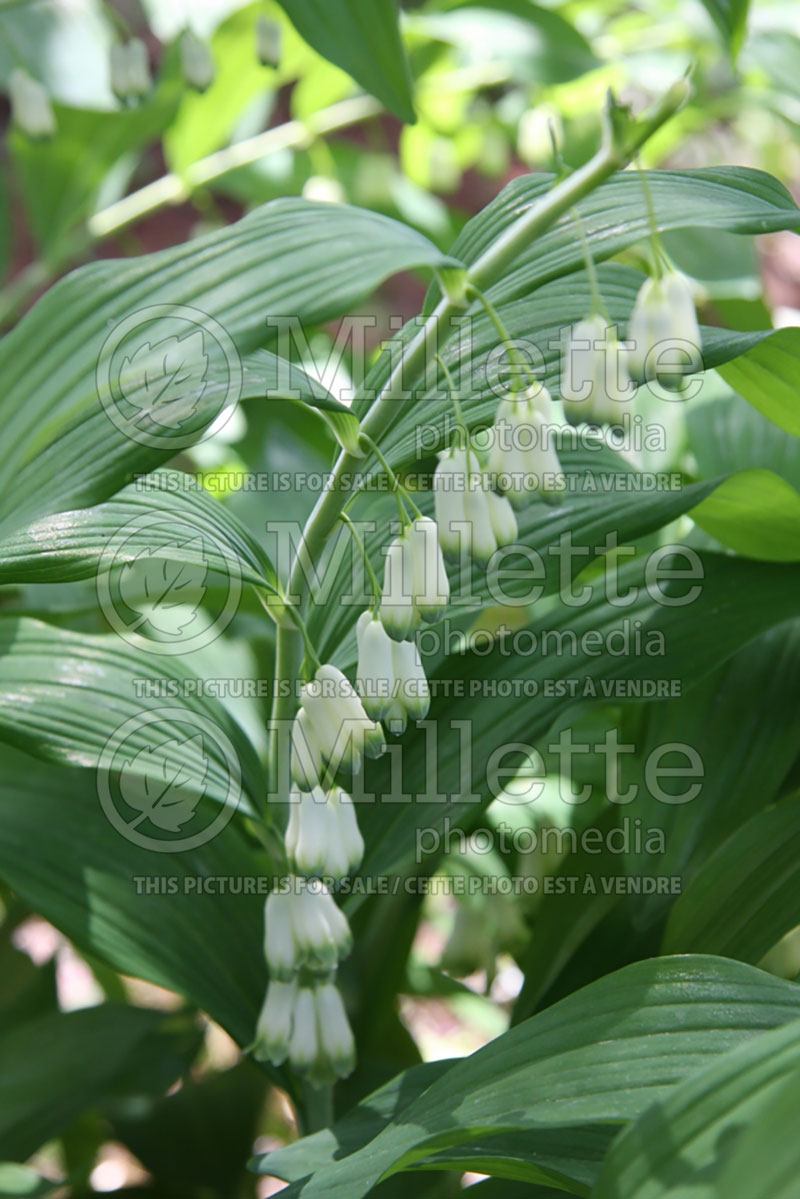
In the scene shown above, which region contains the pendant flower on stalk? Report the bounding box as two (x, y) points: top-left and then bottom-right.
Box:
(626, 270), (702, 387)
(8, 69), (56, 139)
(560, 313), (634, 424)
(434, 446), (518, 563)
(285, 785), (364, 880)
(357, 612), (431, 735)
(110, 40), (151, 101)
(291, 663), (384, 787)
(254, 978), (355, 1083)
(264, 878), (352, 980)
(486, 384), (564, 506)
(379, 517), (449, 642)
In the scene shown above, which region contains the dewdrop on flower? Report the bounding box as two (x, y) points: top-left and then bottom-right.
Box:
(9, 69), (56, 139)
(627, 271), (702, 387)
(264, 879), (352, 980)
(561, 313), (634, 424)
(285, 786), (364, 880)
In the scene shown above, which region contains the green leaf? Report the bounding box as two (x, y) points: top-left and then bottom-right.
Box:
(717, 327), (800, 439)
(354, 555), (800, 881)
(277, 0), (415, 122)
(0, 749), (266, 1046)
(0, 617), (263, 823)
(698, 0), (750, 56)
(424, 167), (800, 311)
(690, 469), (800, 560)
(0, 1004), (198, 1161)
(593, 1015), (800, 1199)
(253, 957), (800, 1198)
(662, 795), (800, 963)
(716, 1060), (800, 1199)
(0, 1163), (62, 1199)
(0, 470), (278, 591)
(0, 199), (455, 534)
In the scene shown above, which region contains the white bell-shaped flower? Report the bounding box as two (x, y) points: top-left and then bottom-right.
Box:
(314, 982), (356, 1081)
(627, 271), (702, 387)
(290, 707), (324, 790)
(433, 451), (468, 557)
(287, 986), (318, 1074)
(488, 388), (564, 506)
(286, 786), (364, 880)
(300, 664), (382, 777)
(391, 638), (430, 723)
(110, 40), (151, 100)
(253, 978), (297, 1065)
(9, 69), (56, 139)
(179, 30), (215, 91)
(263, 879), (352, 979)
(379, 533), (419, 641)
(485, 490), (518, 546)
(356, 611), (394, 721)
(561, 313), (634, 424)
(407, 516), (450, 623)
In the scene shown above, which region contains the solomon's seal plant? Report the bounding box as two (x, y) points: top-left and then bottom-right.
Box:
(2, 3), (800, 1194)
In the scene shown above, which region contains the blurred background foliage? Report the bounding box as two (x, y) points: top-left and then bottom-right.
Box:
(1, 1), (800, 1196)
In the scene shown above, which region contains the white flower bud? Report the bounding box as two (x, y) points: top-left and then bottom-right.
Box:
(526, 411), (565, 500)
(380, 534), (419, 642)
(264, 879), (351, 978)
(408, 516), (450, 622)
(291, 707), (323, 790)
(486, 490), (518, 546)
(287, 786), (363, 880)
(9, 69), (55, 139)
(463, 465), (498, 563)
(331, 787), (364, 874)
(301, 664), (375, 777)
(256, 15), (281, 68)
(561, 313), (634, 424)
(433, 451), (468, 558)
(356, 610), (394, 720)
(391, 638), (430, 722)
(263, 889), (298, 980)
(111, 40), (151, 100)
(487, 394), (536, 509)
(627, 272), (702, 387)
(253, 978), (297, 1065)
(288, 986), (318, 1073)
(314, 982), (356, 1080)
(179, 30), (215, 92)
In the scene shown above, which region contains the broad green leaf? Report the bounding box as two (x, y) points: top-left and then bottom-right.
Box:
(254, 957), (800, 1198)
(423, 167), (800, 311)
(353, 555), (800, 881)
(593, 1016), (800, 1199)
(690, 469), (800, 560)
(717, 327), (800, 438)
(716, 1061), (800, 1199)
(277, 0), (415, 122)
(0, 199), (455, 534)
(688, 388), (800, 491)
(0, 1003), (198, 1161)
(0, 749), (267, 1046)
(0, 617), (263, 823)
(0, 1163), (62, 1199)
(620, 621), (800, 929)
(698, 0), (750, 56)
(662, 795), (800, 963)
(0, 470), (279, 592)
